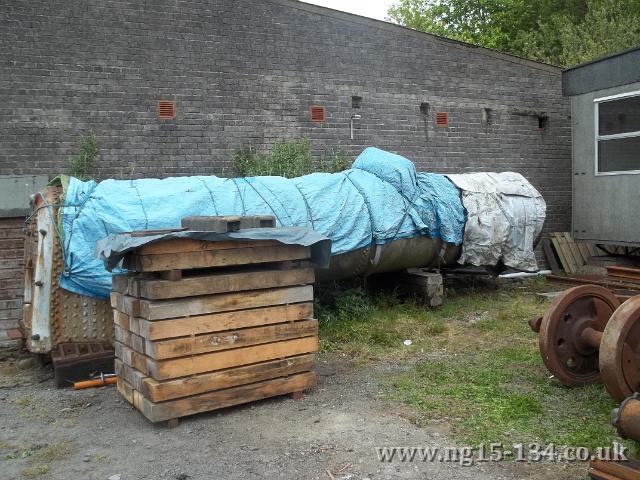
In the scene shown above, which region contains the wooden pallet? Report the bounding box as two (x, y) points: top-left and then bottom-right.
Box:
(548, 232), (600, 275)
(111, 236), (317, 425)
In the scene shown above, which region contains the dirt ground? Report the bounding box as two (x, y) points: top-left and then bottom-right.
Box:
(0, 353), (587, 480)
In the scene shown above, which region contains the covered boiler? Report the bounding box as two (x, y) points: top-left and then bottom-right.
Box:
(22, 148), (545, 354)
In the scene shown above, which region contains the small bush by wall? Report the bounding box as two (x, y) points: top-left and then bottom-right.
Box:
(69, 131), (99, 181)
(232, 139), (350, 178)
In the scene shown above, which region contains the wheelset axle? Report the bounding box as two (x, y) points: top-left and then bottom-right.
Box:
(531, 285), (640, 402)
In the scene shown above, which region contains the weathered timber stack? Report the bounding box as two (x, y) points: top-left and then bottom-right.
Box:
(110, 236), (318, 425)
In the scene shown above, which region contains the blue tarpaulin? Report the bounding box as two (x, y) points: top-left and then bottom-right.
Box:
(57, 147), (466, 299)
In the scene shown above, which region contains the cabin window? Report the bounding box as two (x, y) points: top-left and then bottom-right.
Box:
(595, 91), (640, 174)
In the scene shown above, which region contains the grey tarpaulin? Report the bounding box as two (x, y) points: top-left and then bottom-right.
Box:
(95, 227), (331, 272)
(446, 172), (546, 272)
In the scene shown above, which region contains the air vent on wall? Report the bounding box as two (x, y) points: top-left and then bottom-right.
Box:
(435, 111), (448, 127)
(157, 100), (176, 119)
(310, 105), (326, 123)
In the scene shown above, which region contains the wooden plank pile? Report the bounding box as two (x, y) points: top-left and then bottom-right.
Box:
(543, 232), (601, 275)
(544, 233), (640, 298)
(111, 235), (318, 425)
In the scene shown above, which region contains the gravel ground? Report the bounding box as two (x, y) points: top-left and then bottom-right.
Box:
(0, 353), (586, 480)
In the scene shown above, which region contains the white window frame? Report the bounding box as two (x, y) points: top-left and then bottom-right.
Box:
(594, 89), (640, 176)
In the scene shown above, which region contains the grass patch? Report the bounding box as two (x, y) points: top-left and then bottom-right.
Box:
(88, 453), (110, 463)
(21, 464), (49, 478)
(14, 395), (34, 407)
(391, 346), (618, 448)
(10, 441), (75, 477)
(318, 284), (446, 361)
(320, 278), (632, 451)
(34, 442), (74, 462)
(1, 441), (32, 461)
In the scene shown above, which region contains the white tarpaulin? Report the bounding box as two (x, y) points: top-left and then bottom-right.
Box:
(446, 172), (546, 272)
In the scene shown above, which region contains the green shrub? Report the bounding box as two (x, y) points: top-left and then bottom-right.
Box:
(232, 147), (263, 177)
(69, 131), (98, 181)
(334, 287), (374, 323)
(232, 139), (351, 178)
(315, 280), (376, 325)
(318, 147), (350, 174)
(268, 138), (313, 178)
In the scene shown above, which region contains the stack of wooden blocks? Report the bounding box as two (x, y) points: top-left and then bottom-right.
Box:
(111, 232), (318, 426)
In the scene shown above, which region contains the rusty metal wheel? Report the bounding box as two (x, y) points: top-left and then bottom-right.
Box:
(539, 285), (620, 386)
(600, 296), (640, 402)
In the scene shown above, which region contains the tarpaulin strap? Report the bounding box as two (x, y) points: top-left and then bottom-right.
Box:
(292, 181), (316, 231)
(194, 176), (220, 215)
(241, 178), (288, 226)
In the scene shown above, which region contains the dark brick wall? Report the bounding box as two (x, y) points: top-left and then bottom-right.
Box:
(0, 0), (571, 236)
(0, 218), (24, 346)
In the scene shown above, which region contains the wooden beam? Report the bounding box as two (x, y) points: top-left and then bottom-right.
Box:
(116, 377), (135, 405)
(127, 245), (311, 272)
(137, 303), (314, 340)
(125, 285), (313, 320)
(113, 309), (130, 331)
(133, 267), (315, 299)
(110, 292), (141, 317)
(139, 238), (279, 255)
(115, 342), (149, 375)
(144, 319), (318, 360)
(138, 372), (316, 422)
(142, 354), (315, 402)
(115, 325), (147, 354)
(115, 358), (147, 392)
(148, 337), (318, 380)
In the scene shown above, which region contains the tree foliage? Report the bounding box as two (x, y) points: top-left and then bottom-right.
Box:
(387, 0), (640, 66)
